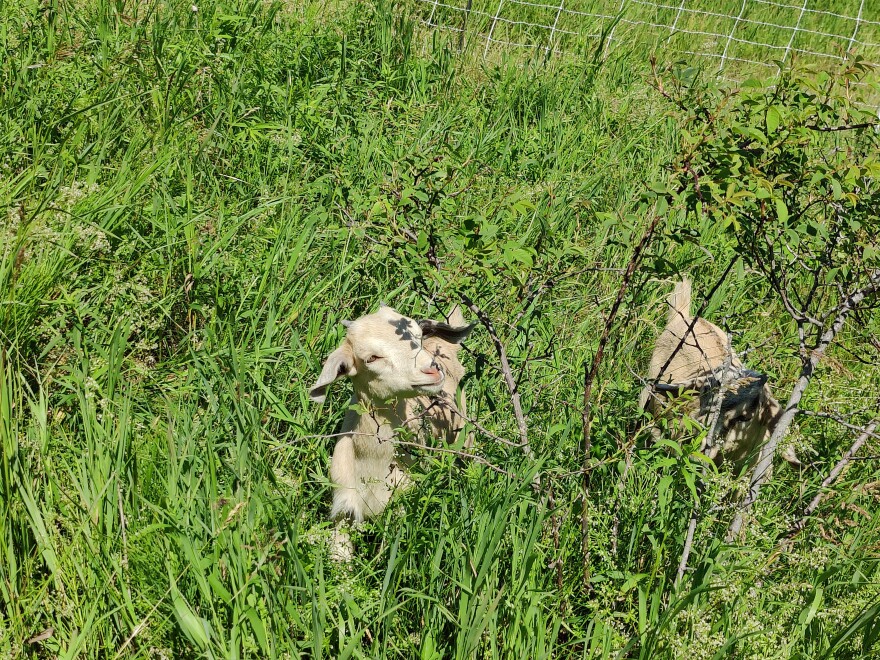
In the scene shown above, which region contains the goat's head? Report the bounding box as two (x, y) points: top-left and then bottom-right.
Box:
(652, 368), (784, 464)
(309, 306), (475, 403)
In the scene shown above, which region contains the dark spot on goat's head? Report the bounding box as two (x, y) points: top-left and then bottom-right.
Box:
(388, 317), (420, 350)
(418, 318), (477, 345)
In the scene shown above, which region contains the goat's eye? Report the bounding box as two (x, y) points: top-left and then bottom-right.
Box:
(366, 355), (381, 364)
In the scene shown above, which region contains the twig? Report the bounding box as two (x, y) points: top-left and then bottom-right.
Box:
(799, 409), (880, 440)
(461, 294), (532, 458)
(582, 212), (665, 454)
(675, 513), (699, 587)
(581, 209), (664, 591)
(458, 410), (530, 449)
(512, 265), (618, 326)
(675, 336), (734, 587)
(786, 416), (879, 538)
(395, 440), (515, 477)
(728, 273), (880, 540)
(703, 335), (735, 457)
(805, 121), (878, 132)
(548, 455), (623, 480)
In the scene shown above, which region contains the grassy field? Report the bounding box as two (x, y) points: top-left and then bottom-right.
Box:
(420, 0), (880, 82)
(1, 0), (880, 657)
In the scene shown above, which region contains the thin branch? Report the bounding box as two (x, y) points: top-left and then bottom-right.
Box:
(786, 416), (879, 538)
(675, 513), (699, 588)
(513, 265), (613, 326)
(395, 440), (515, 477)
(681, 335), (739, 561)
(583, 212), (665, 449)
(461, 294), (532, 458)
(800, 409), (880, 440)
(728, 275), (880, 540)
(458, 409), (530, 448)
(703, 335), (736, 455)
(676, 337), (733, 587)
(581, 209), (664, 592)
(805, 121), (878, 132)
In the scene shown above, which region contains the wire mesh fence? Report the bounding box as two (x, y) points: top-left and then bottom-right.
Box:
(415, 0), (880, 80)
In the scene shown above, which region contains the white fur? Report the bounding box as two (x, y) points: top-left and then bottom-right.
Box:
(310, 306), (474, 535)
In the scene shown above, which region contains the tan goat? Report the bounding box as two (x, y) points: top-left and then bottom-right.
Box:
(309, 305), (474, 532)
(639, 278), (799, 468)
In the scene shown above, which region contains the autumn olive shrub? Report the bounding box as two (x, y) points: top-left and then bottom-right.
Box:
(654, 61), (880, 533)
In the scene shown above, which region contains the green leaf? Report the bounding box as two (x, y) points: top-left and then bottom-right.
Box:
(683, 468), (699, 503)
(620, 573), (649, 594)
(775, 196), (789, 223)
(502, 242), (533, 267)
(657, 475), (673, 517)
(766, 106), (780, 134)
(244, 604), (270, 655)
(798, 587), (824, 626)
(172, 587), (210, 650)
(655, 195), (668, 216)
(208, 571), (233, 605)
(654, 439), (683, 456)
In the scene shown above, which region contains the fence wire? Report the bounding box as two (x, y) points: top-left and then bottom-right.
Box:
(417, 0), (880, 79)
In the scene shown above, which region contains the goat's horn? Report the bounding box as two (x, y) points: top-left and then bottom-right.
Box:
(654, 383), (684, 393)
(654, 378), (713, 394)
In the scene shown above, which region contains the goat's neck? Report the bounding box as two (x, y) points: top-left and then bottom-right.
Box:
(345, 392), (409, 441)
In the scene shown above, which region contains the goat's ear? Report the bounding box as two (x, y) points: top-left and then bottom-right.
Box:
(419, 318), (477, 344)
(309, 344), (356, 403)
(762, 392), (782, 427)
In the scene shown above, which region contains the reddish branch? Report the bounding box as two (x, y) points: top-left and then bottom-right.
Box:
(461, 294), (532, 458)
(581, 210), (663, 590)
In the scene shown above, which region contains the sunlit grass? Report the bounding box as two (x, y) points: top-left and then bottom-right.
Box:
(1, 0), (878, 657)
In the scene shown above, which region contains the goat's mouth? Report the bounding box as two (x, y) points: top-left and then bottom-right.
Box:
(412, 377), (444, 392)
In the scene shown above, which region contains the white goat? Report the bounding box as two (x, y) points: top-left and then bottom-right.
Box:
(309, 305), (474, 532)
(639, 278), (799, 468)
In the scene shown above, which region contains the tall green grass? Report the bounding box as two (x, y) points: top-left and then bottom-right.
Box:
(1, 0), (879, 657)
